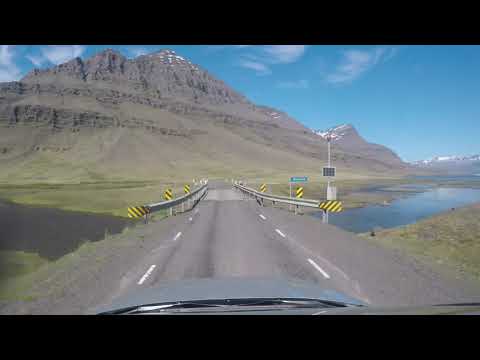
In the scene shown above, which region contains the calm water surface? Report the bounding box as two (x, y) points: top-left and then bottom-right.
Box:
(314, 187), (480, 233)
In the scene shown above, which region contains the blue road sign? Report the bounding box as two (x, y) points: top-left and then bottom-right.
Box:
(290, 176), (308, 183)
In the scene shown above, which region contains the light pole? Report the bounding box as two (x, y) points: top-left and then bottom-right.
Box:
(327, 134), (331, 194)
(324, 135), (332, 224)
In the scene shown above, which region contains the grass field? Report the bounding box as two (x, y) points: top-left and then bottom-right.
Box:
(0, 236), (122, 302)
(0, 168), (397, 217)
(358, 202), (480, 280)
(0, 180), (195, 217)
(1, 171), (478, 217)
(0, 251), (48, 281)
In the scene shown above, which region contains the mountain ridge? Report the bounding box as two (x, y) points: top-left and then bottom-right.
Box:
(0, 48), (412, 182)
(312, 123), (405, 166)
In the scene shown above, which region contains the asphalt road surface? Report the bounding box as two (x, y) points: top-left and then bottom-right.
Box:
(95, 180), (480, 311)
(4, 179), (479, 314)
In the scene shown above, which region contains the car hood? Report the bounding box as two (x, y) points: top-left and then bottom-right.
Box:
(90, 277), (480, 315)
(90, 277), (366, 314)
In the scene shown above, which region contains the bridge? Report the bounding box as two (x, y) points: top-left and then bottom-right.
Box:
(92, 178), (478, 311)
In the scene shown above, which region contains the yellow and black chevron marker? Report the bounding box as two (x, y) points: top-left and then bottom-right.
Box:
(127, 205), (150, 218)
(164, 188), (173, 201)
(319, 200), (343, 212)
(184, 184), (191, 194)
(296, 187), (304, 198)
(260, 183), (267, 192)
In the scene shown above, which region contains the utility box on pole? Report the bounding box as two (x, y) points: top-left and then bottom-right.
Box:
(327, 185), (337, 200)
(323, 136), (337, 223)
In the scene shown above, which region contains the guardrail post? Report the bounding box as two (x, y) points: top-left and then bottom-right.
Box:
(295, 205), (298, 215)
(182, 201), (185, 213)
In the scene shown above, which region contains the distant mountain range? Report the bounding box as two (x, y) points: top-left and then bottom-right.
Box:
(0, 48), (412, 182)
(411, 154), (480, 165)
(410, 154), (480, 175)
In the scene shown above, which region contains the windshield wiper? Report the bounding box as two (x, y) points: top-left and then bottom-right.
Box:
(100, 297), (357, 314)
(230, 298), (353, 308)
(102, 301), (228, 315)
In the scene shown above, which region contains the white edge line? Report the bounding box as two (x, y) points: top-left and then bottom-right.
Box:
(173, 232), (182, 241)
(275, 229), (286, 238)
(308, 258), (330, 279)
(312, 310), (327, 315)
(259, 214), (266, 220)
(138, 265), (156, 285)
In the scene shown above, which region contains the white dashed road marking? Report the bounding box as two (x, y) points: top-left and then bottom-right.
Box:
(312, 310), (327, 315)
(173, 232), (182, 241)
(189, 217), (193, 221)
(308, 258), (330, 279)
(275, 229), (286, 238)
(138, 265), (156, 285)
(259, 214), (266, 220)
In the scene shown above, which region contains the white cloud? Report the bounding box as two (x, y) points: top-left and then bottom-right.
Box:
(238, 59), (271, 75)
(41, 45), (86, 65)
(276, 79), (309, 89)
(208, 45), (307, 75)
(263, 45), (306, 64)
(0, 45), (14, 67)
(0, 45), (21, 82)
(126, 47), (149, 58)
(26, 54), (45, 67)
(326, 47), (396, 85)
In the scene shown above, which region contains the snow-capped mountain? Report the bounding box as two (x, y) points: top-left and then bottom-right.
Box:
(410, 154), (480, 175)
(411, 154), (480, 165)
(312, 123), (407, 168)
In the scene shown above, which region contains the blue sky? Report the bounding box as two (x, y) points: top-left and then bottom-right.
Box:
(1, 45), (479, 162)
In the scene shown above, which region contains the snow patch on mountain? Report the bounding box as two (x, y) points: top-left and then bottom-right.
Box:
(312, 123), (352, 141)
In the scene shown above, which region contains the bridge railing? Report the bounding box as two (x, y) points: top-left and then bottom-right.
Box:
(128, 180), (208, 221)
(233, 182), (320, 211)
(148, 181), (208, 213)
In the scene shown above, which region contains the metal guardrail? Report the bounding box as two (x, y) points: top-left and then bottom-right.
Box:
(233, 183), (320, 209)
(148, 181), (208, 213)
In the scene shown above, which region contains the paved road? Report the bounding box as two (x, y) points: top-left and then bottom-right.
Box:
(94, 181), (480, 311)
(5, 180), (478, 314)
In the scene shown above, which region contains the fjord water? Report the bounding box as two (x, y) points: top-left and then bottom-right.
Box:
(320, 187), (480, 233)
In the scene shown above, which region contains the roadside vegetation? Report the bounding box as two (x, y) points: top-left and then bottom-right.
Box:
(358, 202), (480, 280)
(0, 181), (193, 217)
(0, 209), (168, 303)
(0, 171), (478, 217)
(0, 251), (48, 281)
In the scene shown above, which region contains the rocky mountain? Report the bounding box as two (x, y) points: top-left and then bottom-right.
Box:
(313, 124), (406, 167)
(0, 48), (410, 182)
(22, 49), (249, 106)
